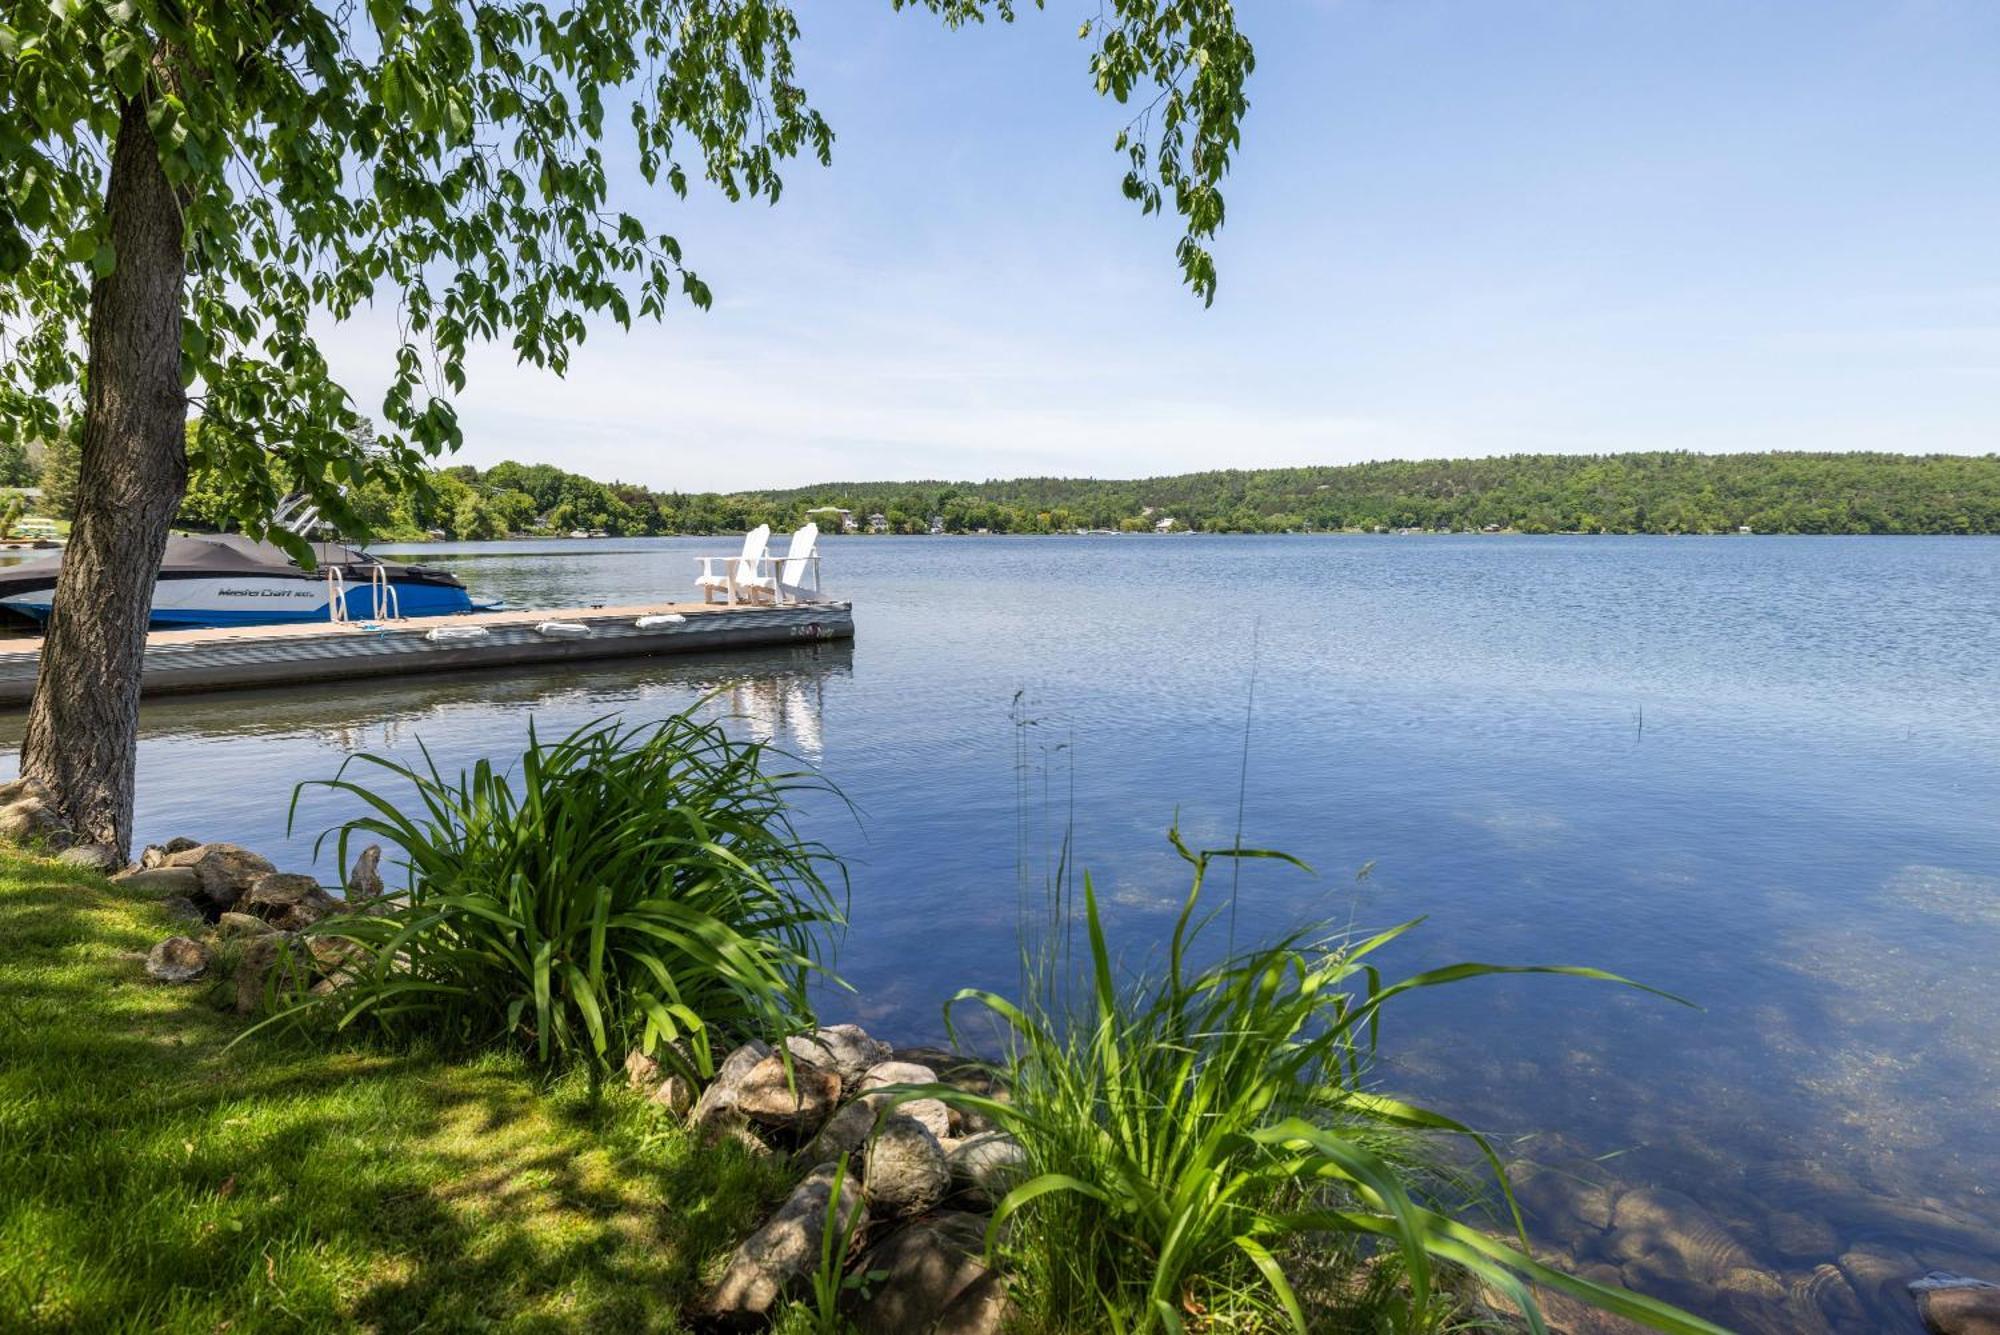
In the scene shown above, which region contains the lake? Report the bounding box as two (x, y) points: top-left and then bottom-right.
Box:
(8, 533), (1998, 1331)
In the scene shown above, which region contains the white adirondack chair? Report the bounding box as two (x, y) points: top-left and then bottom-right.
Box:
(695, 524), (770, 604)
(740, 523), (820, 605)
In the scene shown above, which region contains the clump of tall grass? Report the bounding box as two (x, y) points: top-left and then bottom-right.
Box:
(278, 711), (844, 1079)
(909, 831), (1723, 1335)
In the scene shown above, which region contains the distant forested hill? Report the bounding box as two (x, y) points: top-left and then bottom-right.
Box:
(167, 447), (2000, 539)
(749, 452), (2000, 535)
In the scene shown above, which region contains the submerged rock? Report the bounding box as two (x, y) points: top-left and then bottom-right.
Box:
(1509, 1159), (1617, 1235)
(706, 1160), (868, 1325)
(1841, 1241), (1923, 1312)
(145, 936), (212, 983)
(1765, 1207), (1839, 1262)
(1789, 1262), (1868, 1330)
(1607, 1185), (1758, 1286)
(1913, 1273), (2000, 1335)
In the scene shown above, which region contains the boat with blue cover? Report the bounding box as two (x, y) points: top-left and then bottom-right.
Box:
(0, 533), (487, 629)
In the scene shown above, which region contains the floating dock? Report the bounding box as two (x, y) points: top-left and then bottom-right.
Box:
(0, 599), (854, 707)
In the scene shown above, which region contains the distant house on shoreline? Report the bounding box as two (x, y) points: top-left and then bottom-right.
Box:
(866, 513), (890, 534)
(804, 506), (858, 534)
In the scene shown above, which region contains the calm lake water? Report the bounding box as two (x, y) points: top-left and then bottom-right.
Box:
(8, 534), (1998, 1330)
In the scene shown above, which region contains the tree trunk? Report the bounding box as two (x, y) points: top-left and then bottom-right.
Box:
(19, 95), (189, 860)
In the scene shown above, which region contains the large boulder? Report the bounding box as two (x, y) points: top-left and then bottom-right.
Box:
(932, 1270), (1017, 1335)
(857, 1059), (941, 1095)
(0, 791), (66, 844)
(947, 1132), (1027, 1205)
(242, 873), (342, 930)
(1606, 1186), (1757, 1288)
(734, 1053), (841, 1132)
(864, 1113), (951, 1218)
(786, 1024), (893, 1086)
(706, 1160), (868, 1325)
(158, 896), (205, 926)
(234, 935), (306, 1014)
(216, 911), (277, 939)
(162, 843), (275, 908)
(848, 1210), (991, 1335)
(1914, 1273), (2000, 1335)
(855, 1060), (952, 1141)
(55, 843), (118, 874)
(111, 865), (202, 897)
(305, 933), (369, 973)
(809, 1098), (881, 1160)
(146, 936), (212, 983)
(690, 1040), (774, 1137)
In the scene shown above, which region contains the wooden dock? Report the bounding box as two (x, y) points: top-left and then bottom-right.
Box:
(0, 599), (854, 707)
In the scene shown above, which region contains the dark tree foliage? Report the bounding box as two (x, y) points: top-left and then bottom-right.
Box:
(740, 452), (2000, 535)
(255, 449), (2000, 540)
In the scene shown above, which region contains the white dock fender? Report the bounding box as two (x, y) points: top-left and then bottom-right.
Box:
(633, 613), (688, 628)
(535, 621), (593, 639)
(424, 625), (491, 643)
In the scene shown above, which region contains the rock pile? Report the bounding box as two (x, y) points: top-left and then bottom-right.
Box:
(624, 1025), (1021, 1333)
(121, 838), (389, 1012)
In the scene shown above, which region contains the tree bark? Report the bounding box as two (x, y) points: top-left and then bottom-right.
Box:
(19, 95), (189, 860)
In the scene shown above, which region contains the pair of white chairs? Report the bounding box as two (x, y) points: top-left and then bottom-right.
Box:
(695, 522), (822, 605)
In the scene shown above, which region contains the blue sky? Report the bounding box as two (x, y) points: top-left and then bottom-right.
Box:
(324, 1), (2000, 491)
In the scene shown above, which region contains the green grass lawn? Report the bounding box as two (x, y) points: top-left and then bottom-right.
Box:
(0, 852), (791, 1332)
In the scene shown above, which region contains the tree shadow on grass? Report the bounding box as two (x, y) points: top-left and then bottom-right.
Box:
(0, 863), (790, 1332)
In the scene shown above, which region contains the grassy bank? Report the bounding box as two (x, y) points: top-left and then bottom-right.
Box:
(0, 852), (788, 1331)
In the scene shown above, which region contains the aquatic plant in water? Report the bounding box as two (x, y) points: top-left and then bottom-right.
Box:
(896, 831), (1725, 1335)
(274, 710), (844, 1078)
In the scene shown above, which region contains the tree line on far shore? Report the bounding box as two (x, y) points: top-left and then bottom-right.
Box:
(19, 439), (2000, 540)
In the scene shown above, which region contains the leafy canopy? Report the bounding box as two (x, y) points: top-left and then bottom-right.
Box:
(0, 0), (1252, 554)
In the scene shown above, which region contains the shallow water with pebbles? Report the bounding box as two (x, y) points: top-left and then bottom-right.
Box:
(4, 533), (1997, 1330)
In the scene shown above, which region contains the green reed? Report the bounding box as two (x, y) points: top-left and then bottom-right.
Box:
(273, 709), (845, 1078)
(888, 830), (1726, 1335)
